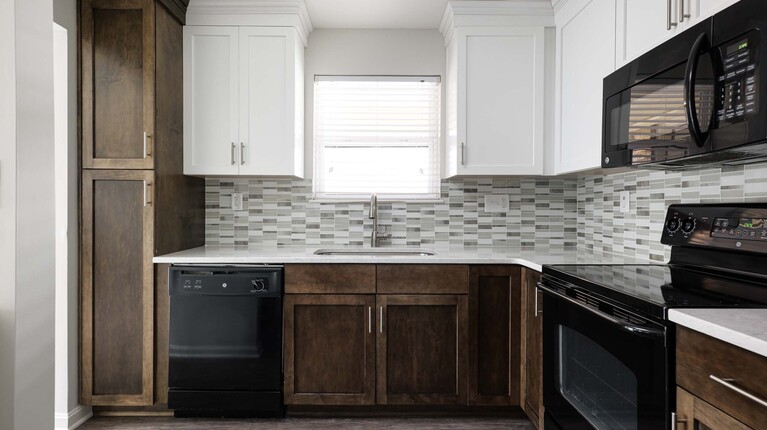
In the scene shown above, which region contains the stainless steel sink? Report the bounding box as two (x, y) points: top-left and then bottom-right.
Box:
(313, 248), (437, 256)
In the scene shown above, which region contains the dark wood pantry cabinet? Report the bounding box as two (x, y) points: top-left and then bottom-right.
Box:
(79, 0), (202, 407)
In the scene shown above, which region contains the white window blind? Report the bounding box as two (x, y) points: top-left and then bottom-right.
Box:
(313, 76), (441, 200)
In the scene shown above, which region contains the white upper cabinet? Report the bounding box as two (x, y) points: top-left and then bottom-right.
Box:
(553, 0), (616, 174)
(184, 26), (304, 177)
(617, 0), (742, 66)
(183, 1), (311, 177)
(441, 3), (552, 177)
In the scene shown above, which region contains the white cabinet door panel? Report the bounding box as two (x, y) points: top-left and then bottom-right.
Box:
(447, 26), (545, 177)
(183, 26), (239, 175)
(618, 0), (671, 64)
(555, 0), (616, 174)
(464, 30), (543, 174)
(239, 27), (291, 176)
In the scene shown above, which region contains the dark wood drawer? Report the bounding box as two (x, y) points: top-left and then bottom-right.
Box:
(377, 265), (468, 294)
(676, 326), (767, 429)
(285, 264), (376, 294)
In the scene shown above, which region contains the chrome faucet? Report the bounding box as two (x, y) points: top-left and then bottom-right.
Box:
(369, 194), (390, 247)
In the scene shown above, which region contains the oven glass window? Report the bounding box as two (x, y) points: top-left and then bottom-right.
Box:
(559, 325), (638, 430)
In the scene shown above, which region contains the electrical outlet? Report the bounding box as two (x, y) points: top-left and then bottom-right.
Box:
(232, 193), (244, 211)
(619, 191), (630, 213)
(484, 194), (509, 213)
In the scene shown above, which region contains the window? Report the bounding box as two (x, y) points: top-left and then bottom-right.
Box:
(313, 76), (441, 200)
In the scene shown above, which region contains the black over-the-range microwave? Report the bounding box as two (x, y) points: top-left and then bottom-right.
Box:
(603, 0), (767, 169)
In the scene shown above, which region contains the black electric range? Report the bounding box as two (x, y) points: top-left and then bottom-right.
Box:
(540, 204), (767, 430)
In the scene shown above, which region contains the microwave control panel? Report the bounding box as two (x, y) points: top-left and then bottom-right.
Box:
(718, 35), (759, 124)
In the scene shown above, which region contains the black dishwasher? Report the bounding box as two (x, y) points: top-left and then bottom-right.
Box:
(168, 265), (283, 417)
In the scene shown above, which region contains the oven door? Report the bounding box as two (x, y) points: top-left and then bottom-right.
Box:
(540, 284), (669, 430)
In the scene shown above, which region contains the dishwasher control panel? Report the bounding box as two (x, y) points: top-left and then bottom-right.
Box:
(169, 266), (283, 296)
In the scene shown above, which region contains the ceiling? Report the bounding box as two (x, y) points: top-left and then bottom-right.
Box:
(305, 0), (551, 29)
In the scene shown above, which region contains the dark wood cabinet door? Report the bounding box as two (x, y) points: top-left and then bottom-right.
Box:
(676, 388), (753, 430)
(82, 0), (155, 169)
(523, 268), (543, 428)
(467, 265), (521, 406)
(81, 170), (154, 406)
(284, 295), (376, 405)
(377, 295), (468, 405)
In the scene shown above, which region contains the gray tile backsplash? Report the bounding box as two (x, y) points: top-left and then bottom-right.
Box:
(577, 163), (767, 262)
(204, 163), (767, 262)
(205, 177), (578, 249)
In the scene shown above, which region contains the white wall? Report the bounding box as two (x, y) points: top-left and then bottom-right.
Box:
(0, 0), (19, 424)
(53, 0), (90, 428)
(303, 29), (446, 178)
(0, 0), (57, 428)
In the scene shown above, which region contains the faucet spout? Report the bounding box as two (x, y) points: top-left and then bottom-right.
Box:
(369, 193), (377, 219)
(370, 194), (378, 247)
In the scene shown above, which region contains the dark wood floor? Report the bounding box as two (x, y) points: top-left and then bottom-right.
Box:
(80, 417), (535, 429)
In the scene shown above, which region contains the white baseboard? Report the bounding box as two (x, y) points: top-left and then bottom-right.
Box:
(54, 405), (93, 430)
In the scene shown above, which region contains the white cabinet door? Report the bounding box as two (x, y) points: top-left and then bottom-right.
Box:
(239, 27), (304, 177)
(617, 0), (671, 65)
(616, 0), (703, 66)
(697, 0), (740, 19)
(554, 0), (616, 174)
(183, 26), (239, 175)
(447, 26), (545, 177)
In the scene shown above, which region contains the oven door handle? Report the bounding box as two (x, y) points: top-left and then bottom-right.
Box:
(537, 282), (665, 339)
(684, 32), (711, 148)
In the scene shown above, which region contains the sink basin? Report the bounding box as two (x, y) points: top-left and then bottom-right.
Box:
(314, 248), (437, 256)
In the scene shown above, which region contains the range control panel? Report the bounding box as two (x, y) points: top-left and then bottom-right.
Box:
(717, 32), (759, 123)
(662, 204), (767, 253)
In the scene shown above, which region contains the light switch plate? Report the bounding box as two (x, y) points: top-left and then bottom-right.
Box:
(619, 191), (630, 213)
(232, 192), (244, 211)
(484, 194), (509, 213)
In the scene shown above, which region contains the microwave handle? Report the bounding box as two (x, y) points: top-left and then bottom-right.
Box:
(684, 32), (711, 148)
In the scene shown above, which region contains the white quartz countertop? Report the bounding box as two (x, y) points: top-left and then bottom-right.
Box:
(153, 245), (655, 272)
(669, 309), (767, 358)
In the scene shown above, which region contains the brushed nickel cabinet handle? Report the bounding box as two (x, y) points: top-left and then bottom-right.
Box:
(667, 0), (678, 30)
(679, 0), (690, 22)
(143, 181), (152, 207)
(143, 132), (151, 158)
(710, 375), (767, 408)
(379, 306), (384, 333)
(368, 306), (372, 334)
(671, 412), (687, 430)
(460, 142), (465, 166)
(231, 142), (236, 165)
(240, 142), (245, 165)
(534, 286), (539, 317)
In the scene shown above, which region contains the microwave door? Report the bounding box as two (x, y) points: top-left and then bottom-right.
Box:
(603, 53), (715, 167)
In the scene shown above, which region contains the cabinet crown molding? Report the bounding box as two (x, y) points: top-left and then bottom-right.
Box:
(186, 0), (313, 46)
(440, 0), (554, 44)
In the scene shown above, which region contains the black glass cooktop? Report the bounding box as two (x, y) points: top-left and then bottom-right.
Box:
(542, 264), (767, 320)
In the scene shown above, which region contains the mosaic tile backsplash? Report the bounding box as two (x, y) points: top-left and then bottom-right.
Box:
(577, 163), (767, 262)
(205, 163), (767, 262)
(205, 178), (578, 248)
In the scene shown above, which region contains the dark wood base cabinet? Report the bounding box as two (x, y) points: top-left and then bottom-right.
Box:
(468, 265), (522, 406)
(522, 268), (543, 428)
(284, 264), (526, 411)
(676, 327), (767, 430)
(80, 0), (201, 408)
